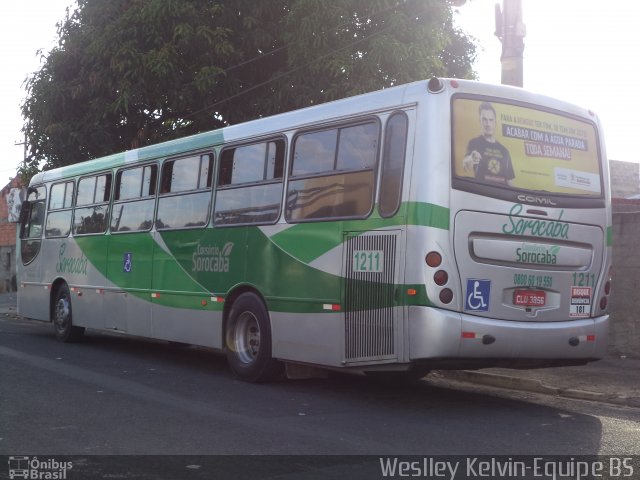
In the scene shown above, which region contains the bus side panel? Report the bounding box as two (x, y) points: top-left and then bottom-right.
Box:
(249, 224), (344, 365)
(43, 238), (101, 326)
(248, 224), (343, 301)
(17, 283), (49, 322)
(105, 232), (153, 335)
(271, 311), (344, 366)
(70, 289), (104, 329)
(72, 235), (109, 329)
(150, 228), (248, 348)
(150, 304), (223, 348)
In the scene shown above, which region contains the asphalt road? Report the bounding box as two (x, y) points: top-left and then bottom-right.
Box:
(1, 314), (639, 478)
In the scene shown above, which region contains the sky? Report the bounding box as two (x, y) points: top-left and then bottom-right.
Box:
(2, 0), (640, 189)
(1, 0), (76, 188)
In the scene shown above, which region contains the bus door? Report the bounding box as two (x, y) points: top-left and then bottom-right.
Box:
(17, 186), (47, 320)
(342, 230), (404, 365)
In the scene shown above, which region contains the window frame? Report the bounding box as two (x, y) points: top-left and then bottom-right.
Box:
(156, 152), (215, 231)
(20, 186), (46, 264)
(214, 137), (287, 227)
(45, 180), (75, 238)
(48, 180), (75, 211)
(20, 185), (47, 243)
(111, 163), (158, 234)
(72, 172), (113, 237)
(285, 117), (381, 224)
(378, 111), (409, 218)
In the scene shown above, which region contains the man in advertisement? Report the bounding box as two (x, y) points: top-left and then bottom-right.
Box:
(462, 102), (515, 186)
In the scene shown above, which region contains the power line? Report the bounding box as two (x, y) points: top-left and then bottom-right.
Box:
(199, 0), (413, 87)
(188, 0), (424, 119)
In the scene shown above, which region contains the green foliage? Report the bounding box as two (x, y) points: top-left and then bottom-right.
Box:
(20, 0), (476, 181)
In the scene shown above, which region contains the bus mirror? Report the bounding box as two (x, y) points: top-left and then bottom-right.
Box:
(18, 200), (30, 223)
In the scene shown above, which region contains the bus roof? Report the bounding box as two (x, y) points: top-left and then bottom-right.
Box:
(30, 77), (599, 185)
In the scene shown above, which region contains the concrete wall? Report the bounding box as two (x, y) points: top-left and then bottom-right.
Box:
(608, 161), (640, 356)
(609, 160), (640, 198)
(609, 201), (640, 357)
(0, 246), (16, 293)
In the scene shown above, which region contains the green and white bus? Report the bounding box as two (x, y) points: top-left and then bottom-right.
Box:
(17, 78), (612, 382)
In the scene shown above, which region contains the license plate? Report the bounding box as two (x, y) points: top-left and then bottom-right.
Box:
(513, 289), (546, 307)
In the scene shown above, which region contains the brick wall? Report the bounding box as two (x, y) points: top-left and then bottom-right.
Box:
(0, 224), (17, 246)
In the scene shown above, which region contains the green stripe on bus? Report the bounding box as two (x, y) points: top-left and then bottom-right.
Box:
(407, 202), (450, 230)
(269, 202), (449, 264)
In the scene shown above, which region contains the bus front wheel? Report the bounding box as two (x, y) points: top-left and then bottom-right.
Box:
(225, 293), (282, 382)
(53, 284), (85, 343)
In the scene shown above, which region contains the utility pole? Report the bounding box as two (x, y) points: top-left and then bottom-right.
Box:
(14, 133), (28, 165)
(495, 0), (526, 87)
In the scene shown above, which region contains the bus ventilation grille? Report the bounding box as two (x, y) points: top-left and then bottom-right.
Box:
(344, 232), (397, 362)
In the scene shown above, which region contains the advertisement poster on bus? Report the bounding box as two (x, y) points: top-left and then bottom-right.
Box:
(452, 97), (602, 196)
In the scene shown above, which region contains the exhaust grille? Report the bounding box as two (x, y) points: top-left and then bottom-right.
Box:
(344, 232), (397, 361)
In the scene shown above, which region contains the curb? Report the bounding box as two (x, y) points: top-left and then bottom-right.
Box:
(0, 306), (19, 317)
(435, 370), (640, 408)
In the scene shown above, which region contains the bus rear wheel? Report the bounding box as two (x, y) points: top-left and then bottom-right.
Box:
(225, 293), (282, 382)
(53, 284), (85, 343)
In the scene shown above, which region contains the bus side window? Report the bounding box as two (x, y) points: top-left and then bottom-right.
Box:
(111, 165), (157, 233)
(379, 112), (408, 218)
(74, 173), (112, 235)
(214, 140), (285, 226)
(45, 181), (74, 238)
(156, 154), (213, 230)
(286, 121), (379, 222)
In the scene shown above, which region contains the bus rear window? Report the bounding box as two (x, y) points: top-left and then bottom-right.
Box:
(452, 97), (602, 198)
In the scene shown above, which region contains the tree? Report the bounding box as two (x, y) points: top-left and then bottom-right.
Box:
(20, 0), (475, 180)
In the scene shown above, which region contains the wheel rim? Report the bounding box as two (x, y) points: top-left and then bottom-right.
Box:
(54, 293), (71, 334)
(232, 311), (261, 365)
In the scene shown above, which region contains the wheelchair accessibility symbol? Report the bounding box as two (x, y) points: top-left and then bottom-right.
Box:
(123, 252), (133, 273)
(465, 279), (491, 312)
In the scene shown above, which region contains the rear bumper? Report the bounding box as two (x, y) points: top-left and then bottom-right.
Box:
(409, 306), (609, 364)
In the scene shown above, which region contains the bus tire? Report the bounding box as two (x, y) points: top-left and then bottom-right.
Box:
(52, 284), (85, 343)
(225, 292), (282, 382)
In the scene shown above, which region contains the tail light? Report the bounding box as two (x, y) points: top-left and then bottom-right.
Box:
(599, 297), (607, 310)
(434, 270), (448, 286)
(425, 252), (442, 268)
(439, 289), (453, 304)
(426, 250), (452, 304)
(600, 268), (612, 312)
